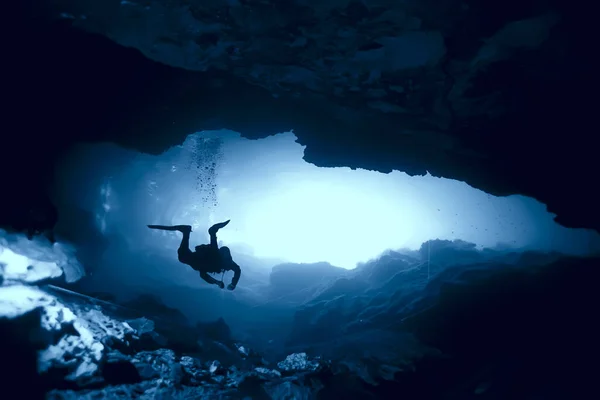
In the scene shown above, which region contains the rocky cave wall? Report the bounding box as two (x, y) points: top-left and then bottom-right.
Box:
(3, 0), (599, 234)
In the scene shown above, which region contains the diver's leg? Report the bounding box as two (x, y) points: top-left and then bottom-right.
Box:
(208, 220), (230, 250)
(209, 230), (218, 249)
(178, 230), (191, 251)
(172, 226), (193, 263)
(148, 225), (193, 262)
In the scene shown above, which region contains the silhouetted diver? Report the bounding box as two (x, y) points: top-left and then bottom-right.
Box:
(147, 220), (241, 290)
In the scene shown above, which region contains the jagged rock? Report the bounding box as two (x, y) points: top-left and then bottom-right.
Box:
(235, 342), (249, 357)
(179, 355), (199, 374)
(179, 355), (212, 385)
(0, 244), (62, 284)
(39, 306), (136, 384)
(73, 308), (134, 343)
(0, 285), (75, 330)
(131, 349), (178, 381)
(0, 285), (144, 387)
(208, 359), (222, 374)
(0, 229), (84, 283)
(126, 317), (155, 335)
(254, 367), (282, 379)
(277, 353), (320, 373)
(0, 285), (102, 386)
(128, 349), (186, 387)
(38, 325), (104, 381)
(224, 365), (248, 388)
(0, 301), (56, 399)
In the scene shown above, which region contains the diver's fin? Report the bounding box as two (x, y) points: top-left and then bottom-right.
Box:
(208, 220), (231, 234)
(147, 225), (192, 232)
(215, 220), (231, 229)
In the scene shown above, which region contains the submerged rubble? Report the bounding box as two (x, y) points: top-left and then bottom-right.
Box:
(1, 281), (331, 398)
(0, 234), (336, 398)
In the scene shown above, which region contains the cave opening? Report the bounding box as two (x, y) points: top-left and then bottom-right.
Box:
(52, 129), (600, 273)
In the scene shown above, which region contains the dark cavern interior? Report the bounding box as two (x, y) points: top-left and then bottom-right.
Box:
(2, 1), (599, 399)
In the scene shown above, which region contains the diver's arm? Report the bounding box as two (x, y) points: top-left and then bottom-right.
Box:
(229, 262), (241, 288)
(200, 271), (222, 287)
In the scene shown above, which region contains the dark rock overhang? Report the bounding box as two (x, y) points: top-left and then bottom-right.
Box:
(5, 0), (599, 232)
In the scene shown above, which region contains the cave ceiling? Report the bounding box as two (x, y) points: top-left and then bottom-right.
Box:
(9, 0), (598, 231)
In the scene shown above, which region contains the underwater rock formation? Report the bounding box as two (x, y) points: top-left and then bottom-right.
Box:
(0, 230), (84, 284)
(281, 241), (600, 398)
(1, 230), (599, 398)
(0, 283), (334, 399)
